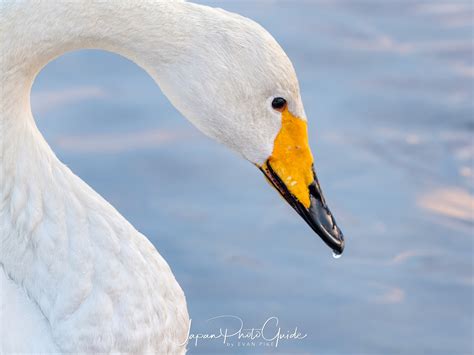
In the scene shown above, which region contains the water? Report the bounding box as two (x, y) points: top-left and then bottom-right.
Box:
(32, 1), (473, 354)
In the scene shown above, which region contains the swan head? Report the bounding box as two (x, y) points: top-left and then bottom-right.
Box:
(155, 5), (345, 254)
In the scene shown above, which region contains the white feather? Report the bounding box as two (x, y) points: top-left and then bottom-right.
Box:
(0, 1), (304, 352)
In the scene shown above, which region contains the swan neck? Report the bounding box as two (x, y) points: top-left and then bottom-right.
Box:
(1, 1), (189, 190)
(0, 2), (190, 252)
(0, 4), (192, 349)
(2, 2), (186, 80)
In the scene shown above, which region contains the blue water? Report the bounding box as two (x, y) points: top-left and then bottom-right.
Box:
(32, 1), (473, 354)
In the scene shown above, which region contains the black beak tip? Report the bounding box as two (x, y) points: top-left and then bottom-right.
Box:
(312, 211), (345, 256)
(259, 163), (346, 256)
(331, 228), (345, 256)
(307, 187), (345, 256)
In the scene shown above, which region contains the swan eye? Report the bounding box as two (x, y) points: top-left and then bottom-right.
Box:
(271, 97), (287, 111)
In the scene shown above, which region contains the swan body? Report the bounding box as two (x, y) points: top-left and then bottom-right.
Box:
(1, 1), (345, 353)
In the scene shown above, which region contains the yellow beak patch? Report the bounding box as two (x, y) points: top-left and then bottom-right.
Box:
(262, 107), (314, 208)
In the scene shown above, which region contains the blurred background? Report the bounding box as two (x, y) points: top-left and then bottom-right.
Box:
(32, 1), (473, 354)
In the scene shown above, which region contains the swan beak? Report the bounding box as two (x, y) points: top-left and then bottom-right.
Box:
(259, 107), (345, 255)
(260, 162), (345, 255)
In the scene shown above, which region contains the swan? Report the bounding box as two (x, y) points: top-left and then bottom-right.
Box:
(0, 1), (345, 353)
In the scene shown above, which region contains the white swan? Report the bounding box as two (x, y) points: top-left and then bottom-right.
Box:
(0, 1), (344, 353)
